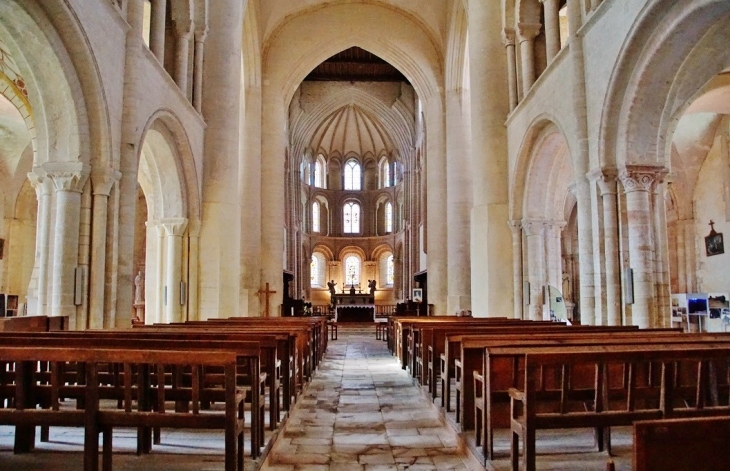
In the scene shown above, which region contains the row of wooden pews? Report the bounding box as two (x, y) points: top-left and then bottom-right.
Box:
(0, 315), (328, 471)
(387, 316), (730, 471)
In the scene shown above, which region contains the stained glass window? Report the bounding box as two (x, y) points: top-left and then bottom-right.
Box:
(387, 255), (394, 285)
(312, 202), (320, 233)
(345, 255), (360, 286)
(343, 202), (360, 233)
(344, 160), (361, 190)
(385, 202), (393, 233)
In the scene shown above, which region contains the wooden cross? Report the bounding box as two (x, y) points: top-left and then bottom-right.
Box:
(258, 283), (277, 317)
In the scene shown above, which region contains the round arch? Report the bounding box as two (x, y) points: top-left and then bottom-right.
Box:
(600, 0), (730, 168)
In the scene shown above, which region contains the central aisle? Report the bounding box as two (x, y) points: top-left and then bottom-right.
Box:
(263, 325), (483, 470)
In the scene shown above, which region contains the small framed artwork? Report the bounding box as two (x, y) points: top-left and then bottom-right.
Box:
(0, 238), (4, 259)
(705, 232), (724, 257)
(412, 288), (423, 303)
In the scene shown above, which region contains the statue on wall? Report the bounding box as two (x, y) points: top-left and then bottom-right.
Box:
(327, 279), (337, 304)
(134, 270), (145, 304)
(368, 279), (377, 295)
(562, 272), (572, 303)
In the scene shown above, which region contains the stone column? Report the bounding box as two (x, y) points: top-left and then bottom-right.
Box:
(186, 220), (200, 320)
(523, 220), (546, 321)
(653, 182), (670, 327)
(590, 0), (602, 12)
(468, 0), (513, 318)
(567, 0), (595, 326)
(517, 23), (542, 94)
(544, 220), (565, 290)
(509, 221), (523, 319)
(161, 218), (188, 323)
(199, 0), (243, 320)
(44, 162), (90, 329)
(152, 222), (165, 323)
(445, 87), (471, 314)
(149, 0), (166, 63)
(502, 29), (518, 111)
(174, 20), (193, 96)
(88, 168), (121, 329)
(593, 170), (622, 326)
(540, 0), (561, 63)
(619, 166), (666, 328)
(28, 169), (53, 316)
(240, 84), (261, 317)
(192, 28), (208, 113)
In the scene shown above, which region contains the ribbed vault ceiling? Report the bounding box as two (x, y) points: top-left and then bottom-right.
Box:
(310, 104), (394, 158)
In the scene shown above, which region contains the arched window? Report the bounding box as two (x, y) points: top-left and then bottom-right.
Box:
(385, 202), (393, 233)
(386, 254), (394, 286)
(344, 255), (361, 286)
(314, 156), (326, 188)
(343, 202), (360, 234)
(380, 158), (390, 188)
(312, 202), (320, 233)
(344, 159), (361, 190)
(310, 253), (326, 287)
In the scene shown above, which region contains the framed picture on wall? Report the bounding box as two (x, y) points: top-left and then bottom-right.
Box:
(412, 288), (423, 303)
(705, 232), (724, 256)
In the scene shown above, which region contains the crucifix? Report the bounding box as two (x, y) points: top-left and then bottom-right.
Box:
(258, 283), (277, 317)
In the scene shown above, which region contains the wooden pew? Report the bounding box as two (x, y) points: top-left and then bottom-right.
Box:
(0, 344), (253, 471)
(634, 416), (730, 471)
(0, 334), (266, 459)
(507, 344), (730, 471)
(471, 331), (727, 460)
(0, 315), (69, 332)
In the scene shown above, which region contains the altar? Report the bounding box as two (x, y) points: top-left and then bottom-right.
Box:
(334, 293), (375, 322)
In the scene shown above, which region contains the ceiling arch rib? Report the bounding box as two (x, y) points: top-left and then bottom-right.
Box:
(311, 104), (394, 160)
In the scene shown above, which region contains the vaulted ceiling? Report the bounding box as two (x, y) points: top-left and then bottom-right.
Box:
(304, 47), (408, 83)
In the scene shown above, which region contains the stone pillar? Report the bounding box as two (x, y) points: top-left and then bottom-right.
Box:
(149, 0), (166, 63)
(174, 20), (193, 95)
(28, 170), (53, 316)
(152, 222), (164, 323)
(540, 0), (561, 63)
(239, 87), (260, 317)
(161, 218), (188, 323)
(567, 0), (595, 326)
(517, 23), (541, 93)
(590, 0), (602, 12)
(192, 28), (208, 113)
(653, 182), (670, 327)
(619, 166), (666, 328)
(446, 88), (472, 314)
(199, 0), (242, 320)
(544, 220), (565, 290)
(523, 220), (546, 321)
(502, 29), (518, 111)
(187, 220), (200, 320)
(88, 168), (121, 329)
(468, 0), (513, 318)
(510, 221), (523, 319)
(594, 170), (622, 326)
(44, 162), (90, 329)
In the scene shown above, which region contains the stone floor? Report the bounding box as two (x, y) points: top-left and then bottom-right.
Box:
(0, 325), (636, 470)
(262, 324), (483, 470)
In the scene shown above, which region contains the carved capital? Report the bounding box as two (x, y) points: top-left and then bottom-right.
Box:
(160, 217), (189, 237)
(91, 167), (122, 196)
(619, 165), (668, 194)
(27, 167), (54, 197)
(42, 161), (90, 193)
(588, 167), (618, 196)
(517, 23), (542, 42)
(522, 219), (545, 236)
(508, 219), (522, 235)
(174, 19), (194, 38)
(194, 27), (208, 43)
(501, 28), (516, 47)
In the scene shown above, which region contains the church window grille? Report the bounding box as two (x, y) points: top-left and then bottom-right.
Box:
(343, 202), (360, 234)
(311, 253), (325, 287)
(344, 159), (361, 190)
(314, 156), (326, 188)
(345, 255), (361, 286)
(387, 255), (394, 286)
(312, 202), (320, 233)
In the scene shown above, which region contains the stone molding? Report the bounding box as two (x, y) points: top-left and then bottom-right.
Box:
(618, 165), (668, 193)
(42, 162), (90, 193)
(27, 169), (54, 197)
(522, 219), (546, 236)
(588, 167), (618, 195)
(174, 19), (194, 38)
